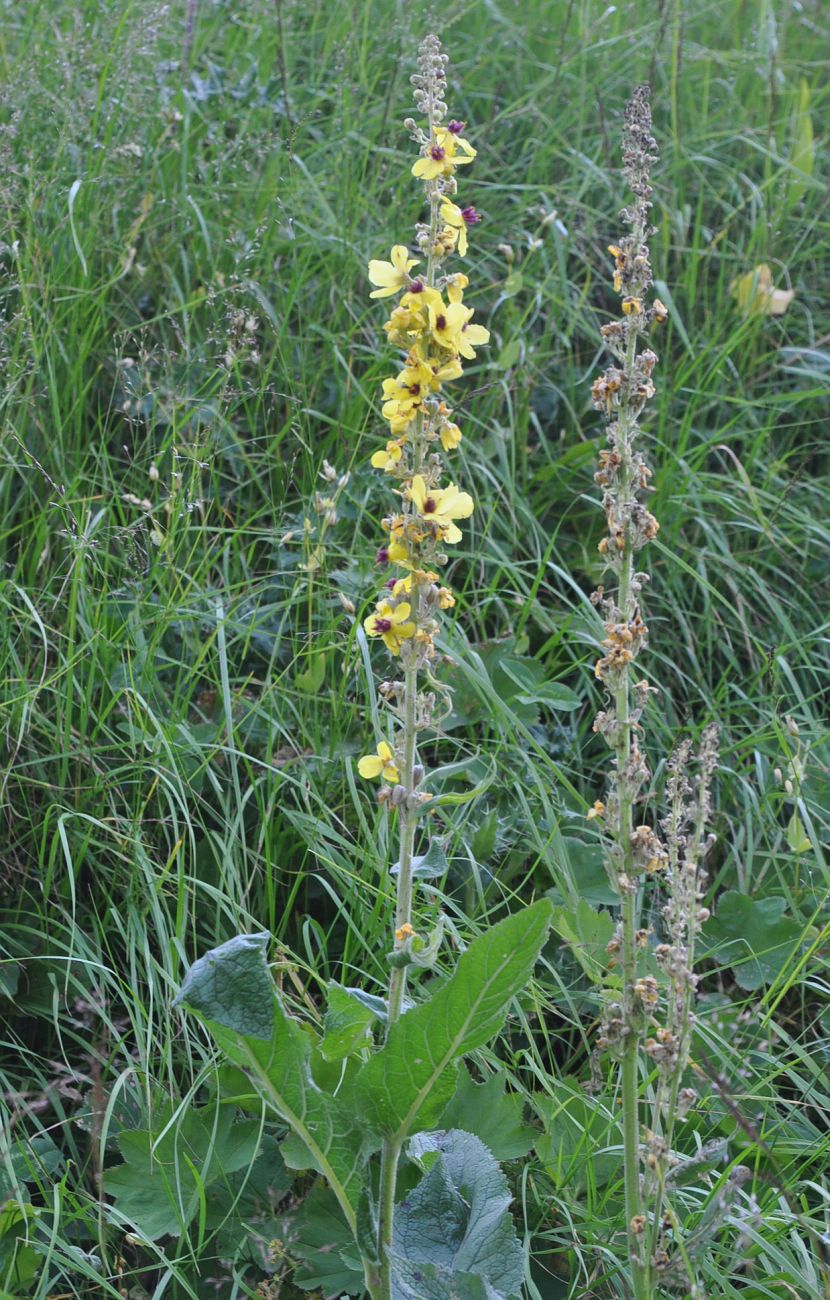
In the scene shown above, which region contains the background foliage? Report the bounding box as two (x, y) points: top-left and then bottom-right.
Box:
(1, 0), (828, 1296)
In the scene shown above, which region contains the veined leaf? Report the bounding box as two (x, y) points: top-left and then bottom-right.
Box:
(358, 902), (552, 1140)
(390, 1129), (523, 1299)
(176, 935), (371, 1224)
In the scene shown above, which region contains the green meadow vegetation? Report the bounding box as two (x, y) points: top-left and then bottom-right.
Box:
(1, 0), (829, 1297)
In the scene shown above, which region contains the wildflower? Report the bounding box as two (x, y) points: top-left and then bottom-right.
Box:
(427, 297), (468, 349)
(364, 600), (416, 653)
(407, 474), (474, 544)
(412, 125), (476, 180)
(457, 311), (490, 360)
(439, 419), (462, 451)
(368, 245), (419, 298)
(371, 439), (406, 471)
(587, 799), (605, 820)
(358, 741), (400, 783)
(395, 922), (416, 941)
(440, 198), (482, 256)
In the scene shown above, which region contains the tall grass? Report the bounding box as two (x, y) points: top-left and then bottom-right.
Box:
(1, 0), (828, 1296)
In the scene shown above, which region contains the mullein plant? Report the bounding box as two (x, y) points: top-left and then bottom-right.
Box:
(175, 34), (552, 1300)
(359, 36), (486, 1032)
(590, 86), (719, 1299)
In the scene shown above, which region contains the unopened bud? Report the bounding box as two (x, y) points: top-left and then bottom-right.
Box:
(785, 715), (799, 738)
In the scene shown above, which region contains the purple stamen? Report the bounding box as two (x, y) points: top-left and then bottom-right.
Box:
(429, 145), (446, 161)
(374, 617), (393, 633)
(447, 120), (466, 135)
(408, 279), (425, 294)
(375, 547), (389, 565)
(461, 205), (482, 226)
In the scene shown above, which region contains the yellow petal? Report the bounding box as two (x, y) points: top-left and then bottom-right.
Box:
(376, 741), (394, 762)
(358, 754), (383, 778)
(408, 474), (428, 511)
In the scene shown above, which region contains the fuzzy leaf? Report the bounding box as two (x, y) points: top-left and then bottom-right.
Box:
(390, 1129), (523, 1298)
(174, 932), (274, 1040)
(359, 902), (552, 1140)
(701, 891), (804, 991)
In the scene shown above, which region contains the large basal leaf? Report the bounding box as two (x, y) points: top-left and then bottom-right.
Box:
(359, 901), (552, 1140)
(391, 1258), (507, 1300)
(390, 1129), (523, 1299)
(701, 892), (805, 991)
(176, 936), (370, 1218)
(105, 1103), (261, 1241)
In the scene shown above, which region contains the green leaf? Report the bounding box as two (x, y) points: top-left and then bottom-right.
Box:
(286, 1186), (365, 1296)
(390, 1129), (522, 1299)
(535, 1080), (618, 1192)
(175, 932), (274, 1040)
(204, 1135), (291, 1264)
(295, 650), (327, 692)
(0, 1134), (64, 1200)
(786, 811), (811, 854)
(439, 1070), (535, 1160)
(392, 1260), (506, 1299)
(550, 899), (615, 982)
(787, 77), (814, 208)
(358, 902), (552, 1140)
(393, 838), (450, 880)
(497, 338), (521, 371)
(320, 982), (376, 1062)
(105, 1104), (261, 1241)
(701, 892), (805, 991)
(177, 939), (372, 1224)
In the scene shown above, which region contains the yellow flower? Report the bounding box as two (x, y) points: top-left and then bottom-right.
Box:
(438, 586), (455, 609)
(440, 420), (462, 452)
(428, 298), (468, 351)
(447, 274), (468, 304)
(457, 311), (490, 360)
(381, 360), (433, 431)
(371, 439), (405, 471)
(440, 199), (470, 256)
(411, 126), (476, 180)
(408, 474), (474, 545)
(368, 245), (419, 298)
(428, 354), (464, 385)
(358, 740), (400, 783)
(387, 537), (411, 567)
(400, 283), (441, 312)
(364, 600), (416, 653)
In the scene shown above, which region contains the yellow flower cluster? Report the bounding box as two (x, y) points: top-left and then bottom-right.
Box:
(358, 57), (488, 784)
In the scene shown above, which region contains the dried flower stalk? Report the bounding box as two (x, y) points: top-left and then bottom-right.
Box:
(590, 85), (718, 1297)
